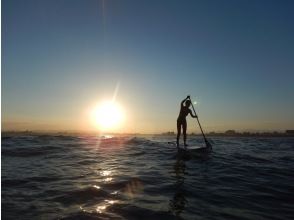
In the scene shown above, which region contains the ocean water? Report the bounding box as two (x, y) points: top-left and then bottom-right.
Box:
(2, 135), (294, 220)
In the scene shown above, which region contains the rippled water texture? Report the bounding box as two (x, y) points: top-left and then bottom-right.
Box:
(2, 135), (294, 219)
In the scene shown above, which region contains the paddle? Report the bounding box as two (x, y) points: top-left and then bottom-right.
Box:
(188, 97), (212, 150)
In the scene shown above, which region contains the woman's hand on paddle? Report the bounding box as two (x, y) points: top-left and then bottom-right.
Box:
(181, 95), (190, 106)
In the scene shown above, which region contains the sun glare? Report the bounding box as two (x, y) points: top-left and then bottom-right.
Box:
(92, 101), (125, 131)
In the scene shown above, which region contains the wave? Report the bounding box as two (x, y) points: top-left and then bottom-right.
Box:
(60, 211), (121, 220)
(125, 137), (150, 145)
(2, 175), (60, 188)
(2, 179), (31, 187)
(60, 203), (180, 220)
(53, 186), (110, 205)
(2, 145), (64, 157)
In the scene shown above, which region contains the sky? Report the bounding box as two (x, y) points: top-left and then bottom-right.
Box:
(2, 0), (294, 133)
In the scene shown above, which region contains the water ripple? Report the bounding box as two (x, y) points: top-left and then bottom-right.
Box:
(2, 135), (294, 219)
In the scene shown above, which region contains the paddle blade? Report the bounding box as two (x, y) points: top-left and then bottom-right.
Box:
(205, 140), (212, 151)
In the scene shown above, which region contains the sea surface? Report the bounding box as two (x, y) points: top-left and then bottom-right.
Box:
(2, 135), (294, 220)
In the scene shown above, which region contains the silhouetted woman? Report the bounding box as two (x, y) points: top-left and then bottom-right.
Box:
(177, 95), (197, 147)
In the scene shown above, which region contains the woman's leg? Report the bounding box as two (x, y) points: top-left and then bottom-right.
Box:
(183, 120), (187, 146)
(176, 120), (181, 147)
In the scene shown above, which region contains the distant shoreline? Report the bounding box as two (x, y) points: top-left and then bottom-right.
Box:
(2, 130), (294, 137)
(160, 130), (294, 137)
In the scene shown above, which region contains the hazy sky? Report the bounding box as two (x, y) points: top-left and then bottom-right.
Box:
(2, 0), (294, 133)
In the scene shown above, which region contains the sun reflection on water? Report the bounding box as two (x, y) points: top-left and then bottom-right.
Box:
(93, 185), (101, 189)
(79, 206), (86, 212)
(99, 170), (114, 182)
(96, 200), (118, 213)
(96, 205), (106, 213)
(111, 191), (118, 195)
(106, 200), (115, 204)
(100, 170), (112, 176)
(103, 177), (113, 182)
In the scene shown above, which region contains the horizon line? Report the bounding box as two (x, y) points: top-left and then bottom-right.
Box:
(2, 129), (294, 135)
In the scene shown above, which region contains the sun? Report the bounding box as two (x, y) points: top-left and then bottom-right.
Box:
(92, 101), (125, 131)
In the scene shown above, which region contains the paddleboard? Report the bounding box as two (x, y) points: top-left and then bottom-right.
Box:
(179, 145), (203, 150)
(178, 144), (212, 153)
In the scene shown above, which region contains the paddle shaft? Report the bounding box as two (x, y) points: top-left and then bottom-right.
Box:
(189, 97), (208, 142)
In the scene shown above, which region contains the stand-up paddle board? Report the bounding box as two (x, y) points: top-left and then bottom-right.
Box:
(177, 144), (212, 153)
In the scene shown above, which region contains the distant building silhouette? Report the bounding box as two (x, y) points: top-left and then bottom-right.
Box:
(161, 131), (175, 135)
(225, 130), (236, 135)
(286, 130), (294, 134)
